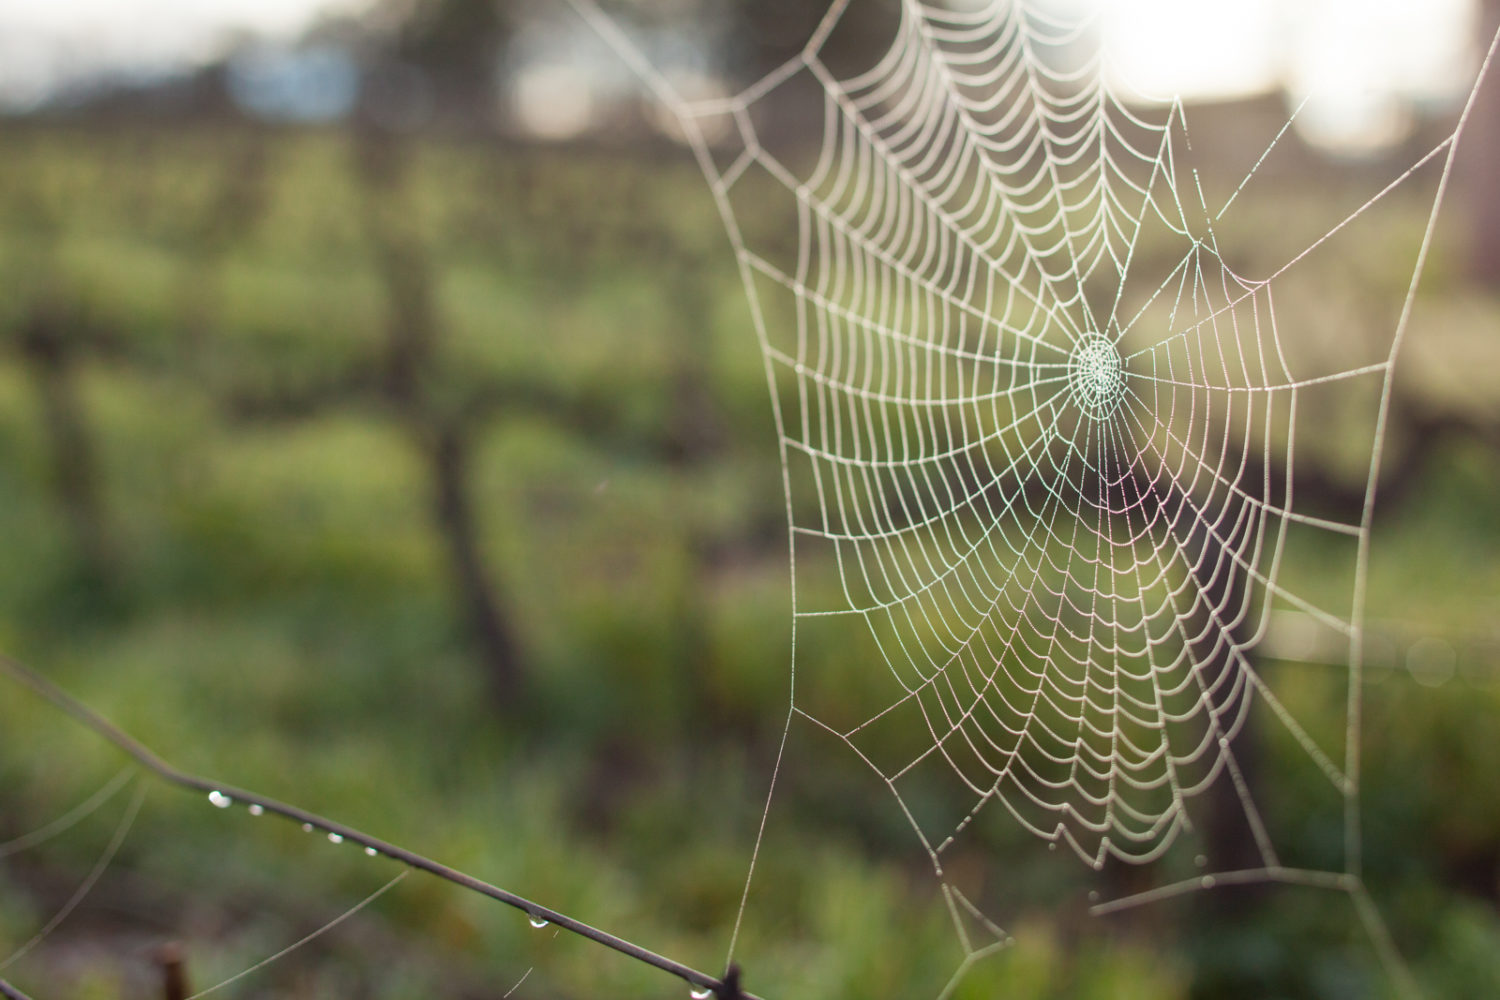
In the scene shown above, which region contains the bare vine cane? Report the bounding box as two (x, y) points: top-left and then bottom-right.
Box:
(0, 653), (763, 1000)
(0, 979), (36, 1000)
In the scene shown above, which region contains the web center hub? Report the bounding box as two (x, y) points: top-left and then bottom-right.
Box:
(1067, 333), (1127, 421)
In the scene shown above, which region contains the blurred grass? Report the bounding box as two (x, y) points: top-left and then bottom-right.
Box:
(0, 119), (1495, 999)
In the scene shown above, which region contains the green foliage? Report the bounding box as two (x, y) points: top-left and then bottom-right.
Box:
(0, 121), (1495, 999)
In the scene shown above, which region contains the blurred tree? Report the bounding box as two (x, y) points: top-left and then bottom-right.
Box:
(177, 133), (269, 360)
(352, 127), (527, 708)
(1468, 0), (1500, 287)
(213, 129), (745, 718)
(715, 0), (899, 83)
(364, 0), (516, 124)
(1, 170), (117, 590)
(16, 303), (114, 587)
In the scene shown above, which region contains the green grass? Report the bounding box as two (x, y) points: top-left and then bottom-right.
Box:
(0, 120), (1495, 999)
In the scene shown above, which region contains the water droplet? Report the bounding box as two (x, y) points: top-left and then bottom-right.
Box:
(1087, 890), (1099, 903)
(248, 804), (264, 817)
(365, 847), (378, 857)
(528, 915), (549, 929)
(1200, 875), (1216, 889)
(302, 823), (314, 833)
(328, 833), (344, 844)
(1194, 854), (1207, 868)
(1047, 841), (1057, 851)
(208, 790), (232, 809)
(690, 989), (713, 999)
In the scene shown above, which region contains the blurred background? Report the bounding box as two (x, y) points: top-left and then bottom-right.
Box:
(0, 1), (1497, 997)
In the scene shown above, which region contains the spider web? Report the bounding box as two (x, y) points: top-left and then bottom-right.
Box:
(0, 2), (1492, 996)
(572, 0), (1499, 993)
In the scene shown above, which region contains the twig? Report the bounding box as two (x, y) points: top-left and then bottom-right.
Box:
(0, 652), (762, 1000)
(156, 942), (189, 1000)
(0, 979), (35, 1000)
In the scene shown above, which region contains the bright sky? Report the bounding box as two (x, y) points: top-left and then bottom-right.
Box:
(0, 0), (366, 106)
(1097, 0), (1479, 149)
(1099, 0), (1476, 99)
(0, 0), (1483, 149)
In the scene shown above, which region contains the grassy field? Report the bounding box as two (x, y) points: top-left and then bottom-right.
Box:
(0, 119), (1496, 999)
